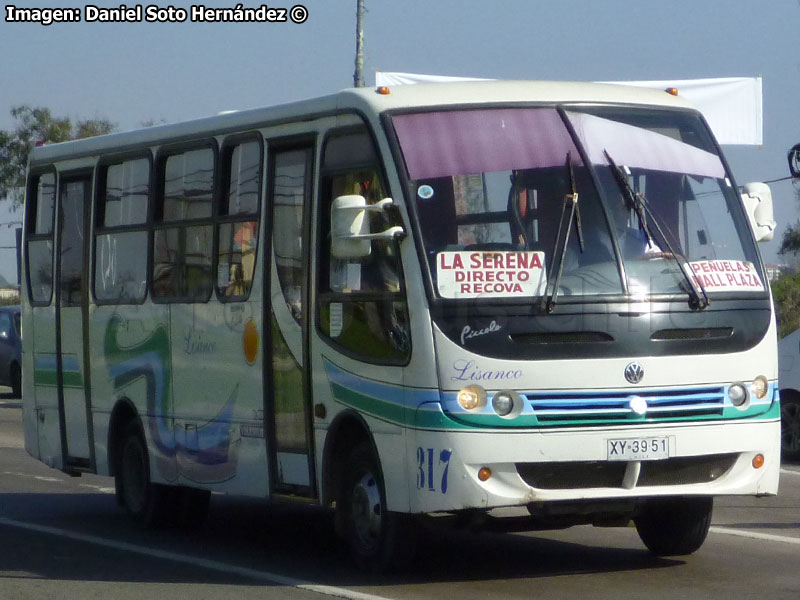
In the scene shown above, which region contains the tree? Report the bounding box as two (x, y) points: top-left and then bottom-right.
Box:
(0, 105), (115, 206)
(774, 184), (800, 337)
(778, 185), (800, 258)
(772, 271), (800, 338)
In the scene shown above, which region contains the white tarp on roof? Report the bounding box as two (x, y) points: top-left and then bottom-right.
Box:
(374, 72), (762, 146)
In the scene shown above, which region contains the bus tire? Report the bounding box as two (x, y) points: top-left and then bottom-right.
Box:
(117, 421), (172, 527)
(634, 496), (712, 556)
(338, 442), (416, 572)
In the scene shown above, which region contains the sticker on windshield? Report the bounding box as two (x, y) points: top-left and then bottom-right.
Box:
(436, 251), (547, 298)
(685, 260), (764, 292)
(417, 184), (434, 200)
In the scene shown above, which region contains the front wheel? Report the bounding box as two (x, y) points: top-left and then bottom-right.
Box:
(338, 442), (416, 572)
(634, 496), (713, 556)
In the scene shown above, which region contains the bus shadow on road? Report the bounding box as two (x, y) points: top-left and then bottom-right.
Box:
(0, 491), (684, 588)
(174, 495), (686, 586)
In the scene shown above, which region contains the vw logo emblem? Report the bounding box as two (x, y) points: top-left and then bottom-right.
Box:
(624, 362), (645, 384)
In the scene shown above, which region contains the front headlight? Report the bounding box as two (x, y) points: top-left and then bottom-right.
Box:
(751, 375), (769, 400)
(457, 385), (487, 411)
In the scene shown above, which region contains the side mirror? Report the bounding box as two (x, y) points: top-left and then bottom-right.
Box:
(741, 182), (776, 243)
(331, 195), (406, 259)
(789, 143), (800, 178)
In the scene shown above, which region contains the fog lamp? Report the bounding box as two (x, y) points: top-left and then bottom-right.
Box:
(728, 383), (748, 407)
(492, 391), (515, 417)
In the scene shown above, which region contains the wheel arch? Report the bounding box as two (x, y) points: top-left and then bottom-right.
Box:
(320, 409), (379, 508)
(779, 386), (800, 460)
(779, 387), (800, 403)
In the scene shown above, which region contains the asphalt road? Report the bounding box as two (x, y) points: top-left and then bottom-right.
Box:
(1, 399), (798, 600)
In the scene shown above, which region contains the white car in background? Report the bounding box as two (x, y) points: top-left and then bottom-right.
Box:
(778, 329), (800, 460)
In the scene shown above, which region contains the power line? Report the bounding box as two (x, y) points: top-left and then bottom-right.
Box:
(761, 175), (796, 185)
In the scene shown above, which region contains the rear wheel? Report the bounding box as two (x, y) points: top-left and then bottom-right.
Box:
(780, 393), (800, 461)
(338, 442), (416, 572)
(635, 496), (712, 556)
(116, 421), (172, 526)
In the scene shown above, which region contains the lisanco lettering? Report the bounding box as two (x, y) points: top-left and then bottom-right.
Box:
(451, 359), (522, 382)
(460, 320), (502, 345)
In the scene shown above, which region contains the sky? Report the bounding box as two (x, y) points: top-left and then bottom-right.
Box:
(1, 0), (799, 284)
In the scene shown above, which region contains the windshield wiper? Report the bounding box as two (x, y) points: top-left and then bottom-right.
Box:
(541, 153), (584, 313)
(604, 150), (709, 309)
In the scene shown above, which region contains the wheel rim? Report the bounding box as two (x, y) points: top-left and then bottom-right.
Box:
(122, 438), (147, 513)
(782, 401), (800, 454)
(350, 472), (383, 553)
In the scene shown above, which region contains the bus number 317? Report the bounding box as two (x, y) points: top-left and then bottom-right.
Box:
(417, 447), (452, 493)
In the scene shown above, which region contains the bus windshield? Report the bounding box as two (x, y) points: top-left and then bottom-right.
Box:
(392, 106), (763, 302)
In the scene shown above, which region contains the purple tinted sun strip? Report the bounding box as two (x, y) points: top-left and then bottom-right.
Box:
(392, 108), (579, 180)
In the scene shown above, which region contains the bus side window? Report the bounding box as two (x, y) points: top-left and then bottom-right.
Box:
(152, 146), (215, 302)
(94, 156), (149, 304)
(26, 171), (56, 305)
(216, 138), (262, 300)
(317, 130), (410, 363)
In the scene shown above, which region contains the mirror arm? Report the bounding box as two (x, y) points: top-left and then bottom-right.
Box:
(337, 226), (406, 242)
(335, 197), (395, 214)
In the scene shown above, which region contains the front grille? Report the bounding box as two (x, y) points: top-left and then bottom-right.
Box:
(637, 453), (736, 486)
(517, 462), (626, 489)
(516, 453), (737, 490)
(525, 386), (725, 426)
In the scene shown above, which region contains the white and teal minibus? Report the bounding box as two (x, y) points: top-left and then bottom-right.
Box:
(21, 81), (780, 571)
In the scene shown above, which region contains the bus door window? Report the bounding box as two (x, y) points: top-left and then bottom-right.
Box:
(26, 172), (56, 304)
(273, 149), (308, 323)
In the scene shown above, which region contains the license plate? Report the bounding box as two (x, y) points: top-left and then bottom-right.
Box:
(607, 436), (671, 461)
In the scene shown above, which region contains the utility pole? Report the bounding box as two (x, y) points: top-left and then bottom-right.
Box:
(354, 0), (365, 88)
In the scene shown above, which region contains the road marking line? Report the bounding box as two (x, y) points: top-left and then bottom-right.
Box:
(780, 468), (800, 476)
(78, 483), (115, 494)
(3, 470), (66, 483)
(0, 517), (392, 600)
(710, 526), (800, 545)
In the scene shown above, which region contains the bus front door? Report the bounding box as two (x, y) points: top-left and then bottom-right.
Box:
(265, 146), (316, 497)
(55, 174), (94, 472)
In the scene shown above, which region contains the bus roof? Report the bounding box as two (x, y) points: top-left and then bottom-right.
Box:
(28, 80), (695, 167)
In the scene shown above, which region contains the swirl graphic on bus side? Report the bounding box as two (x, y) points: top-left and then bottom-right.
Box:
(104, 314), (240, 483)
